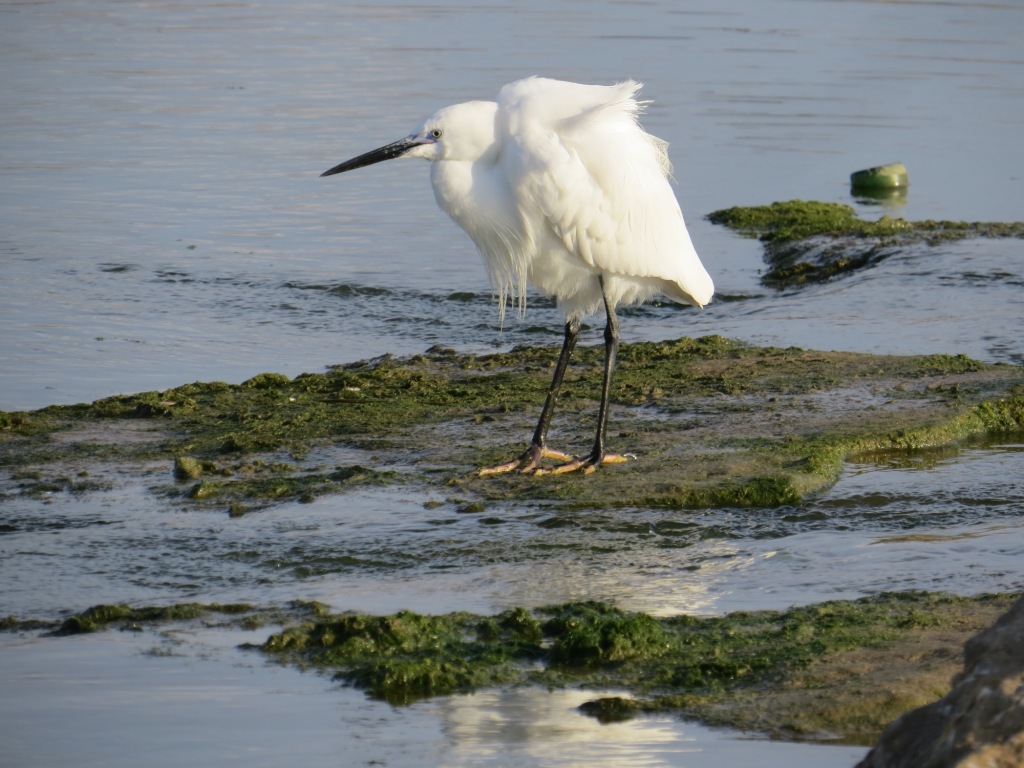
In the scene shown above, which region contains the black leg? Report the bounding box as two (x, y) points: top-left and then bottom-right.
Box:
(534, 278), (630, 475)
(478, 317), (580, 475)
(531, 316), (581, 449)
(479, 278), (631, 477)
(589, 286), (619, 464)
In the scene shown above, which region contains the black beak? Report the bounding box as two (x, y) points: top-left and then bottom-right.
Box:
(320, 135), (422, 177)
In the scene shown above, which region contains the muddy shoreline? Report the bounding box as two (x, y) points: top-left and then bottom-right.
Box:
(3, 592), (1015, 746)
(4, 336), (1023, 513)
(3, 333), (1023, 746)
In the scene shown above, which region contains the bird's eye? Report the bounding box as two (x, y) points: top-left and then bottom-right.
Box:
(430, 129), (442, 139)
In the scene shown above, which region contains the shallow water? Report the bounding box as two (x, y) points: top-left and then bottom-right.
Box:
(2, 0), (1023, 411)
(4, 438), (1023, 623)
(1, 631), (867, 768)
(2, 436), (1024, 765)
(2, 0), (1024, 766)
(2, 436), (1022, 767)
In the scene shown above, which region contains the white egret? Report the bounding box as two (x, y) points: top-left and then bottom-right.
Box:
(321, 77), (713, 475)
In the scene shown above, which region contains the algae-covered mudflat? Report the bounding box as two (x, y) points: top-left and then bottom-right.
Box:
(708, 200), (1024, 288)
(3, 335), (1023, 747)
(4, 336), (1022, 513)
(5, 590), (1011, 746)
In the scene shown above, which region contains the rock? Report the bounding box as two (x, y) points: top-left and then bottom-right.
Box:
(856, 596), (1024, 768)
(173, 455), (204, 480)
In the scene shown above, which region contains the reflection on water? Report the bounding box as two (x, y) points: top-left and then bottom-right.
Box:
(430, 689), (693, 766)
(0, 630), (867, 768)
(423, 688), (869, 767)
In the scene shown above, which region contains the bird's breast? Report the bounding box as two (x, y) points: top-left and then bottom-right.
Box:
(431, 160), (524, 255)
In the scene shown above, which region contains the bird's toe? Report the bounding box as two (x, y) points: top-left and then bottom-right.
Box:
(479, 445), (577, 476)
(478, 458), (524, 477)
(532, 451), (635, 476)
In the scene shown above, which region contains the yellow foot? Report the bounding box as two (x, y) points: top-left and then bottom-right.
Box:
(533, 452), (634, 476)
(478, 446), (574, 476)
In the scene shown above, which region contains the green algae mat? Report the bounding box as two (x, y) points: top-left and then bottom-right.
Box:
(3, 336), (1023, 513)
(708, 199), (1024, 288)
(12, 591), (1017, 745)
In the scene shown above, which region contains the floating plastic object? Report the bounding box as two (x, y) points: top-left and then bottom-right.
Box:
(851, 163), (909, 190)
(850, 163), (909, 204)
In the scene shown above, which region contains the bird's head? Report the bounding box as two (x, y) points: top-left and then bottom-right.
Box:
(321, 100), (498, 177)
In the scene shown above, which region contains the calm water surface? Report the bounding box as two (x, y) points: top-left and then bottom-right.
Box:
(2, 1), (1023, 766)
(2, 0), (1023, 410)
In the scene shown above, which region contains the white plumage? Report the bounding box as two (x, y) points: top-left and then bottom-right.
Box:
(322, 76), (713, 475)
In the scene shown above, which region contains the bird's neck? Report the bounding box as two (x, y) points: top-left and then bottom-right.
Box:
(430, 158), (515, 241)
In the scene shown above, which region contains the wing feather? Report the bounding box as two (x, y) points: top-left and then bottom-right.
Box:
(497, 77), (713, 307)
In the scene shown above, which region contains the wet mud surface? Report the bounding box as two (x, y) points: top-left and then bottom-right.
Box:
(3, 336), (1023, 745)
(3, 336), (1022, 514)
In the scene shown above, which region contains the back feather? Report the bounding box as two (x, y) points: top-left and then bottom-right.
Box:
(496, 77), (713, 308)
